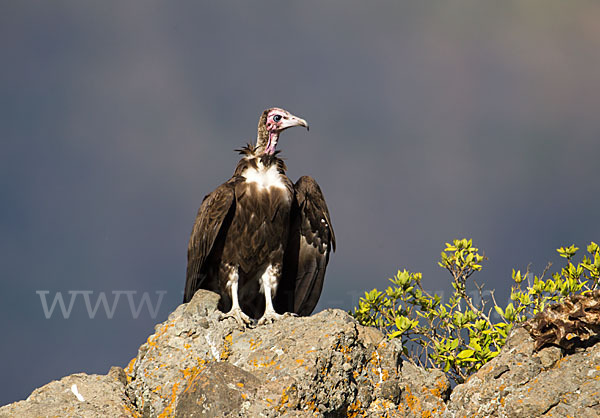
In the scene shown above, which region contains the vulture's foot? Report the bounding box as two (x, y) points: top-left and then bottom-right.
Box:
(257, 310), (296, 325)
(257, 311), (283, 325)
(221, 307), (253, 326)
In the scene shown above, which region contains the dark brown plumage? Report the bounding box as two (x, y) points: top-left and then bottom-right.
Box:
(275, 176), (336, 316)
(184, 108), (335, 325)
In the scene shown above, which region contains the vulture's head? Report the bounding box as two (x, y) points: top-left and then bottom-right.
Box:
(257, 107), (309, 155)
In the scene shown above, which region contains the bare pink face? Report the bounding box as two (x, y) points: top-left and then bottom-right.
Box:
(265, 108), (286, 133)
(263, 108), (309, 155)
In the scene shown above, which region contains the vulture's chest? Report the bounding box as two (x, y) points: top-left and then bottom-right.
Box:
(232, 163), (293, 263)
(238, 162), (293, 215)
(242, 164), (288, 192)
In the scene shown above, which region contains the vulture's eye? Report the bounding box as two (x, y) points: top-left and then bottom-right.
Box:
(273, 115), (282, 122)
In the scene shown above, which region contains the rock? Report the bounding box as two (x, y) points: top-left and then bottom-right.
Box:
(125, 290), (449, 417)
(174, 362), (261, 417)
(446, 325), (600, 417)
(397, 362), (450, 417)
(0, 367), (136, 418)
(4, 289), (600, 417)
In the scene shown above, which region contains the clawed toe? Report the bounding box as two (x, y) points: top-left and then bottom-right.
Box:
(220, 308), (254, 326)
(257, 311), (287, 325)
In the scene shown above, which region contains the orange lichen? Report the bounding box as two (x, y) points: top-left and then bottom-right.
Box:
(274, 387), (292, 413)
(220, 334), (233, 361)
(147, 323), (173, 349)
(124, 357), (137, 383)
(338, 345), (351, 354)
(428, 377), (448, 398)
(180, 358), (209, 396)
(122, 402), (141, 418)
(249, 337), (262, 350)
(347, 399), (366, 417)
(249, 356), (277, 368)
(157, 382), (179, 418)
(304, 399), (317, 412)
(404, 386), (421, 414)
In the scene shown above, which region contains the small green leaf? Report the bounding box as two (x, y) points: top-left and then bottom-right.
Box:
(457, 349), (475, 359)
(449, 338), (459, 350)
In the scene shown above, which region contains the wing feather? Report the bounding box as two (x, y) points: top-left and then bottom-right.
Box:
(278, 176), (335, 315)
(184, 181), (236, 302)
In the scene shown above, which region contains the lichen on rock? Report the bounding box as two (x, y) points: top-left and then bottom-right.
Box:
(125, 290), (438, 417)
(3, 289), (600, 417)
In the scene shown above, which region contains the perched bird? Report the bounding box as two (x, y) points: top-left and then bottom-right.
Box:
(184, 108), (335, 325)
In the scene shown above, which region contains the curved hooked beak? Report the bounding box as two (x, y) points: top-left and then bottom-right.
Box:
(281, 114), (309, 132)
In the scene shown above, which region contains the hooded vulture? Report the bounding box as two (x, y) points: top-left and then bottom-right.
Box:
(184, 107), (335, 325)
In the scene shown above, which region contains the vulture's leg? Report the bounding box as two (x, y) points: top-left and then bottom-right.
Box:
(257, 264), (287, 324)
(222, 266), (252, 325)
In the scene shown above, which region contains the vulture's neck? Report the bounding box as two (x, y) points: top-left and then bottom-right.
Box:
(233, 144), (287, 177)
(255, 130), (279, 156)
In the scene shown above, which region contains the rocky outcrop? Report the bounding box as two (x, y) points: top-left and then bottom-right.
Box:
(0, 367), (136, 418)
(124, 290), (449, 417)
(2, 289), (599, 417)
(447, 318), (600, 417)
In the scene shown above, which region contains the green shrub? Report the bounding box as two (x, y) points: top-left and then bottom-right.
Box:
(351, 239), (600, 384)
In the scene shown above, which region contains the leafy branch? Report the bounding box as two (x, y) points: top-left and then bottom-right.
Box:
(352, 239), (600, 384)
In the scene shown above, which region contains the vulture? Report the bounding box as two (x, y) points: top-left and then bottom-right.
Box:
(184, 107), (335, 325)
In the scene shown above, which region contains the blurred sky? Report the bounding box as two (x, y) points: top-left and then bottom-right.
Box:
(2, 1), (600, 406)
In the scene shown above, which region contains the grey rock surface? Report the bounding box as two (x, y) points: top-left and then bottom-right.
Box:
(446, 325), (600, 418)
(0, 367), (136, 418)
(125, 290), (449, 417)
(3, 290), (599, 417)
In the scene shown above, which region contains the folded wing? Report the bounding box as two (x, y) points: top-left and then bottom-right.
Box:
(184, 181), (236, 302)
(278, 176), (336, 315)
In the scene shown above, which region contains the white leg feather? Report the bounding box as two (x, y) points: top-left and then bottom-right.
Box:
(258, 264), (286, 324)
(222, 266), (252, 326)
